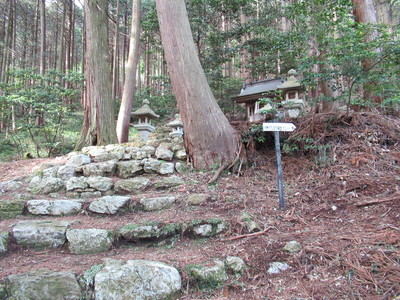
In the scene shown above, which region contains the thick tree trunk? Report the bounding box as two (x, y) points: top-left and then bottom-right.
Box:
(76, 0), (117, 149)
(156, 0), (240, 169)
(116, 0), (141, 144)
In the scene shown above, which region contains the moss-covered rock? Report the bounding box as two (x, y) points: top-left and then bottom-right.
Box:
(186, 260), (227, 290)
(66, 228), (113, 254)
(0, 232), (9, 255)
(0, 199), (25, 219)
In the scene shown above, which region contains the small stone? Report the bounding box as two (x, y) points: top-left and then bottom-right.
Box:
(0, 180), (22, 192)
(158, 162), (175, 175)
(66, 228), (113, 254)
(81, 191), (102, 198)
(140, 196), (176, 211)
(241, 212), (261, 233)
(66, 177), (88, 191)
(175, 150), (187, 160)
(26, 199), (83, 216)
(283, 240), (302, 254)
(88, 195), (130, 214)
(86, 176), (113, 191)
(141, 145), (155, 156)
(12, 220), (70, 249)
(66, 192), (80, 198)
(267, 262), (290, 274)
(225, 256), (246, 274)
(143, 158), (162, 173)
(56, 165), (77, 180)
(81, 160), (117, 177)
(91, 152), (123, 163)
(187, 260), (227, 289)
(66, 154), (91, 166)
(175, 162), (187, 173)
(0, 232), (9, 255)
(155, 146), (174, 161)
(42, 166), (60, 178)
(154, 175), (184, 189)
(193, 224), (213, 237)
(186, 194), (209, 205)
(116, 160), (143, 178)
(114, 177), (152, 194)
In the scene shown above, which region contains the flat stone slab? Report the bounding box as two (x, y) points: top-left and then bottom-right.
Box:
(88, 195), (130, 214)
(26, 199), (83, 216)
(66, 228), (113, 254)
(5, 269), (82, 300)
(154, 175), (184, 189)
(119, 222), (182, 241)
(94, 259), (181, 300)
(12, 220), (71, 249)
(139, 196), (176, 211)
(29, 177), (65, 194)
(114, 177), (152, 194)
(81, 160), (117, 177)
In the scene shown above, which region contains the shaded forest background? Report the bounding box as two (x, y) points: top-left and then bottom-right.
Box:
(0, 0), (399, 160)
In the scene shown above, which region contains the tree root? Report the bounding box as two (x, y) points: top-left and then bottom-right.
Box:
(208, 144), (243, 184)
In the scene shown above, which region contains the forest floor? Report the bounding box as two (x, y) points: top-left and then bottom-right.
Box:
(0, 111), (399, 299)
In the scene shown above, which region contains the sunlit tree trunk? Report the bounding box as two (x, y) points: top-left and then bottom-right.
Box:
(116, 0), (141, 143)
(76, 0), (117, 149)
(156, 0), (240, 169)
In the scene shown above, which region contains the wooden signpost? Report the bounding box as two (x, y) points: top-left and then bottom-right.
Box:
(263, 122), (296, 209)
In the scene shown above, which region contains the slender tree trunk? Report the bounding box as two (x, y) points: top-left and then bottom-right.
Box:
(116, 0), (141, 143)
(112, 0), (120, 100)
(75, 0), (118, 149)
(39, 0), (46, 75)
(156, 0), (240, 169)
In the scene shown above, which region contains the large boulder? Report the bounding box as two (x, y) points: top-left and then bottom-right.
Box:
(66, 228), (113, 254)
(0, 199), (25, 219)
(26, 200), (83, 216)
(114, 177), (152, 194)
(116, 160), (143, 178)
(5, 270), (82, 300)
(12, 220), (70, 249)
(88, 195), (130, 214)
(81, 160), (117, 177)
(29, 177), (65, 194)
(94, 259), (181, 300)
(0, 231), (9, 255)
(139, 196), (176, 211)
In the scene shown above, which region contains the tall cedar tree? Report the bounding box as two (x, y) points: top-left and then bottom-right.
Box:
(156, 0), (240, 169)
(76, 0), (117, 149)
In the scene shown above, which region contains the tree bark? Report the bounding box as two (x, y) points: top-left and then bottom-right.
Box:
(76, 0), (118, 149)
(116, 0), (141, 144)
(156, 0), (240, 169)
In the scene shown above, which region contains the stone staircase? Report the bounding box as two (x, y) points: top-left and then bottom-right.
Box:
(0, 139), (248, 299)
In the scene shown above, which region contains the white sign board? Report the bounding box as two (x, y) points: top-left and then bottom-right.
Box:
(263, 123), (296, 132)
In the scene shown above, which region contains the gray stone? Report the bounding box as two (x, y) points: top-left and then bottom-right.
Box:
(42, 166), (60, 178)
(155, 175), (184, 189)
(88, 195), (130, 214)
(143, 158), (162, 173)
(193, 224), (213, 237)
(66, 154), (91, 166)
(94, 259), (181, 300)
(140, 196), (176, 211)
(116, 160), (143, 178)
(141, 145), (156, 156)
(92, 152), (123, 163)
(135, 151), (148, 160)
(0, 180), (22, 192)
(175, 150), (187, 160)
(29, 177), (65, 194)
(267, 262), (290, 274)
(158, 162), (175, 175)
(105, 144), (126, 153)
(26, 199), (83, 216)
(66, 177), (88, 191)
(119, 222), (182, 241)
(241, 212), (261, 233)
(126, 146), (140, 156)
(12, 220), (70, 249)
(32, 163), (59, 176)
(187, 260), (227, 289)
(66, 192), (81, 198)
(86, 176), (113, 191)
(0, 232), (9, 255)
(283, 240), (302, 254)
(66, 228), (113, 254)
(5, 269), (82, 300)
(81, 191), (102, 198)
(186, 194), (209, 205)
(81, 146), (106, 156)
(82, 160), (117, 177)
(57, 165), (77, 180)
(0, 199), (25, 219)
(175, 162), (187, 173)
(155, 146), (174, 161)
(114, 177), (152, 194)
(225, 256), (246, 274)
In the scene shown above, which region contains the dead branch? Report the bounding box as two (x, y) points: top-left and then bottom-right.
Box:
(221, 227), (273, 242)
(355, 196), (399, 207)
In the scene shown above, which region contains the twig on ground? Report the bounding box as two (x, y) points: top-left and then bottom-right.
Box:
(354, 196), (399, 207)
(221, 227), (273, 242)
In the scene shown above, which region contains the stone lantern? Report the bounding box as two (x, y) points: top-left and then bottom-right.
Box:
(131, 99), (159, 141)
(167, 114), (184, 138)
(278, 69), (305, 118)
